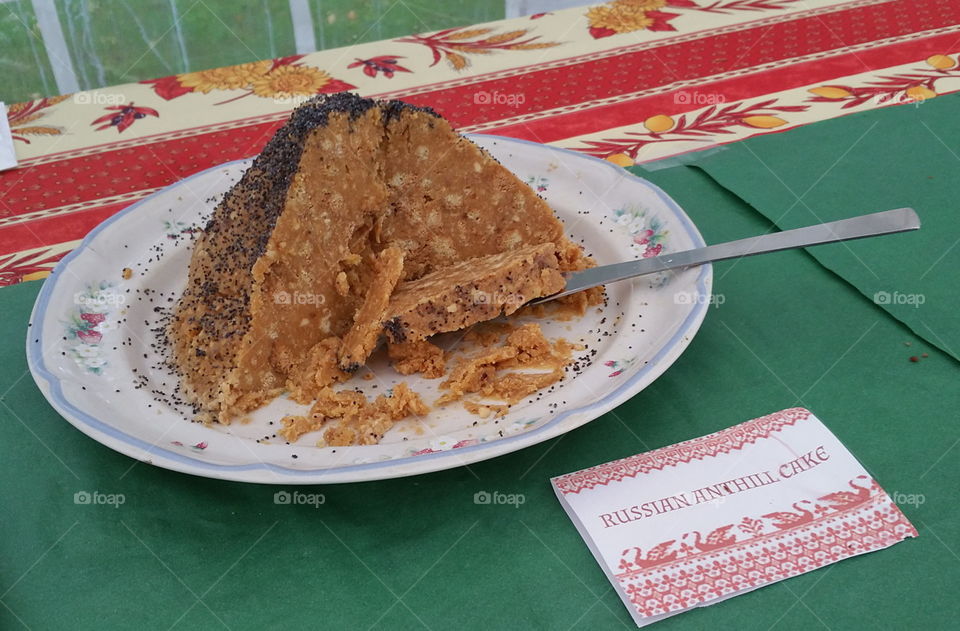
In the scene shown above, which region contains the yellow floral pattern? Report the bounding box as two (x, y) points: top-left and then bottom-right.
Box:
(587, 0), (667, 32)
(586, 0), (687, 37)
(250, 65), (333, 99)
(178, 61), (272, 93)
(142, 56), (354, 103)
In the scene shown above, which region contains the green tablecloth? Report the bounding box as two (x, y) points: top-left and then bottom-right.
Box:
(2, 104), (958, 629)
(691, 91), (960, 362)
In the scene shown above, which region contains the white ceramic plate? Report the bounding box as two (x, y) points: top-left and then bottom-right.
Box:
(27, 135), (712, 484)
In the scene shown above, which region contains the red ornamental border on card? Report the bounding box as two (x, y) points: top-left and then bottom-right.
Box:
(553, 408), (812, 495)
(619, 492), (917, 619)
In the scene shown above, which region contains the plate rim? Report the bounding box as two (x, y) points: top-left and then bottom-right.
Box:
(27, 134), (712, 483)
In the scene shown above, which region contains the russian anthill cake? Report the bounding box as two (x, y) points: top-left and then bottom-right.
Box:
(170, 92), (591, 424)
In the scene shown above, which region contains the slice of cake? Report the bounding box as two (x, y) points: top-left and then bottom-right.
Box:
(336, 242), (565, 371)
(382, 242), (565, 347)
(337, 246), (405, 371)
(170, 92), (591, 424)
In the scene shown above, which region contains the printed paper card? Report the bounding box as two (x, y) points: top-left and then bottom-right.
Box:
(551, 408), (917, 627)
(0, 103), (18, 171)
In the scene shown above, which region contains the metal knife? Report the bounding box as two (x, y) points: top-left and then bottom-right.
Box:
(530, 207), (921, 304)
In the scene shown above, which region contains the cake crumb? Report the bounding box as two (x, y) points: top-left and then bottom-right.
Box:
(279, 382), (428, 445)
(437, 323), (575, 410)
(278, 414), (317, 442)
(388, 339), (446, 378)
(436, 345), (518, 405)
(335, 271), (350, 296)
(504, 323), (553, 365)
(324, 383), (428, 446)
(463, 321), (516, 347)
(483, 369), (564, 405)
(463, 400), (509, 418)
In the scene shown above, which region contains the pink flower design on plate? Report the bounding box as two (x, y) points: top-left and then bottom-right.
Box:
(604, 358), (635, 377)
(633, 229), (654, 245)
(80, 312), (106, 326)
(643, 244), (663, 258)
(172, 440), (208, 451)
(76, 328), (102, 344)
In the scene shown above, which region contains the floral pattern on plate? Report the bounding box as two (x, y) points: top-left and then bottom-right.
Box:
(525, 175), (549, 192)
(604, 358), (638, 378)
(612, 203), (669, 258)
(171, 440), (209, 452)
(62, 281), (124, 375)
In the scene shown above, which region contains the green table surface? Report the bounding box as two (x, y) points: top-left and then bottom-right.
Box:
(2, 102), (958, 630)
(692, 91), (960, 362)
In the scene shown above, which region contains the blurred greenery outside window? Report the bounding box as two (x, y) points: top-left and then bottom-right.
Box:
(2, 1), (587, 103)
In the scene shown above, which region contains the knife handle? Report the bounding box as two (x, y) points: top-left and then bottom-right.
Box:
(535, 208), (921, 303)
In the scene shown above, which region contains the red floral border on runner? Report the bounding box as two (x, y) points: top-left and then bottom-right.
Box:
(553, 407), (811, 494)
